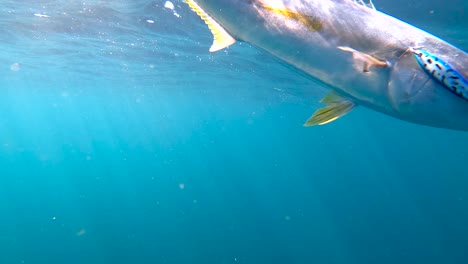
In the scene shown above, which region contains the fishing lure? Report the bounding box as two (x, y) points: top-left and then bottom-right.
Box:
(410, 47), (468, 101)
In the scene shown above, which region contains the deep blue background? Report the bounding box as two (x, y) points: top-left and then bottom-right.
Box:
(0, 1), (467, 263)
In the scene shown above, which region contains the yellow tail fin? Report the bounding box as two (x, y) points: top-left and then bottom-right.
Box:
(185, 0), (236, 52)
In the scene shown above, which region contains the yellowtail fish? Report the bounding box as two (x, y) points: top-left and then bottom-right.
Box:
(185, 0), (468, 131)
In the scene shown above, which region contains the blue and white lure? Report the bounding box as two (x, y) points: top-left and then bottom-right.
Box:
(410, 47), (468, 101)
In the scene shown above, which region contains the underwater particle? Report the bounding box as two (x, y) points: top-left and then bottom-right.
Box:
(76, 229), (86, 236)
(284, 215), (291, 221)
(179, 183), (185, 190)
(164, 1), (174, 10)
(34, 13), (50, 18)
(10, 62), (20, 71)
(52, 216), (56, 220)
(164, 1), (180, 17)
(146, 19), (155, 24)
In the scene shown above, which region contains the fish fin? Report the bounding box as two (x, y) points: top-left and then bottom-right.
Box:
(363, 62), (370, 73)
(304, 92), (355, 126)
(320, 91), (346, 104)
(185, 0), (236, 52)
(353, 0), (376, 10)
(338, 46), (388, 72)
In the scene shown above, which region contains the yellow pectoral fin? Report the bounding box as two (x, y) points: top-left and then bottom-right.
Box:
(320, 91), (347, 104)
(304, 92), (355, 126)
(185, 0), (236, 52)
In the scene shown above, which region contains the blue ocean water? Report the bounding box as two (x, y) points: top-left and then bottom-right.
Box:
(0, 0), (467, 263)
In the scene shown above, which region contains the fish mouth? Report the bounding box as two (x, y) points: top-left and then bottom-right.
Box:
(387, 49), (468, 131)
(405, 72), (433, 102)
(387, 50), (435, 111)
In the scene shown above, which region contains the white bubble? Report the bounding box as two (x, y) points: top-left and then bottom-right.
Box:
(34, 13), (50, 18)
(76, 229), (86, 236)
(10, 62), (20, 71)
(146, 19), (155, 24)
(179, 183), (185, 190)
(164, 1), (174, 10)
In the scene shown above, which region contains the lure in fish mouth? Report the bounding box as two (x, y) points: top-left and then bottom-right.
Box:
(185, 0), (468, 131)
(409, 47), (468, 101)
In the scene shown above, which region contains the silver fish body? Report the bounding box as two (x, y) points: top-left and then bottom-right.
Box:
(187, 0), (468, 131)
